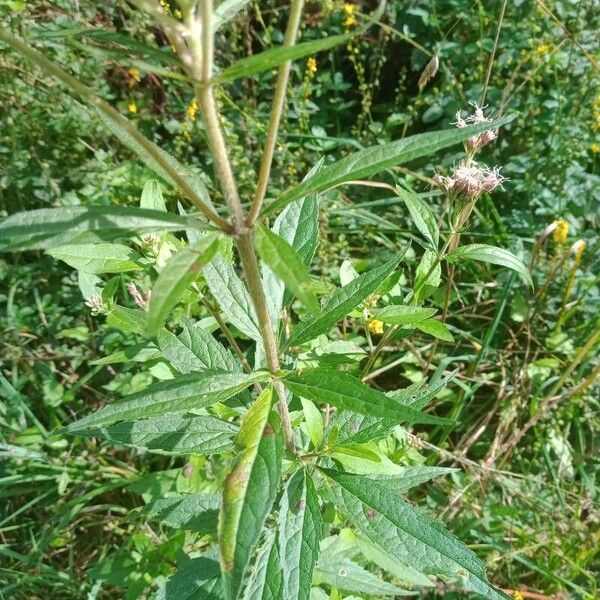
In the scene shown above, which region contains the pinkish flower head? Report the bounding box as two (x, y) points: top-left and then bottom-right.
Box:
(128, 282), (151, 311)
(434, 162), (506, 200)
(84, 295), (106, 315)
(454, 103), (498, 154)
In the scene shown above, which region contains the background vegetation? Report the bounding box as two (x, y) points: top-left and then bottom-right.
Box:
(0, 1), (598, 599)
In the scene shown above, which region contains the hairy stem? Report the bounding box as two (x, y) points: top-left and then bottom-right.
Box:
(245, 0), (305, 227)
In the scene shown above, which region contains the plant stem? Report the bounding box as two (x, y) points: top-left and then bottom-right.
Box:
(245, 0), (305, 227)
(0, 26), (229, 231)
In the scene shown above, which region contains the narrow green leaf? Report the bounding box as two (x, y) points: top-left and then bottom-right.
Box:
(363, 466), (457, 494)
(76, 413), (237, 455)
(158, 556), (222, 600)
(91, 343), (160, 365)
(301, 398), (324, 449)
(0, 206), (201, 252)
(145, 235), (222, 337)
(264, 116), (515, 217)
(106, 305), (147, 335)
(157, 318), (241, 374)
(255, 225), (320, 315)
(321, 469), (511, 600)
(213, 35), (348, 84)
(242, 530), (283, 600)
(142, 493), (220, 532)
(140, 180), (167, 212)
(372, 304), (437, 326)
(46, 243), (143, 274)
(388, 369), (458, 410)
(279, 469), (322, 600)
(65, 371), (268, 432)
(415, 318), (454, 342)
(446, 244), (532, 287)
(284, 369), (452, 426)
(205, 254), (262, 341)
(219, 388), (283, 600)
(396, 186), (439, 248)
(286, 256), (402, 348)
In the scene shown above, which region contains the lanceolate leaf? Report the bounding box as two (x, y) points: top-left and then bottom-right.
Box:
(264, 116), (515, 217)
(363, 467), (456, 494)
(140, 180), (167, 212)
(46, 243), (143, 274)
(415, 318), (454, 342)
(76, 413), (237, 455)
(446, 244), (532, 287)
(213, 35), (348, 84)
(145, 234), (223, 337)
(205, 254), (262, 341)
(279, 469), (322, 600)
(242, 530), (283, 600)
(255, 225), (320, 315)
(286, 256), (402, 348)
(396, 186), (439, 249)
(142, 493), (220, 532)
(283, 369), (452, 426)
(219, 389), (283, 600)
(321, 469), (511, 600)
(372, 304), (437, 326)
(65, 371), (268, 432)
(0, 206), (202, 252)
(158, 556), (222, 600)
(388, 369), (458, 410)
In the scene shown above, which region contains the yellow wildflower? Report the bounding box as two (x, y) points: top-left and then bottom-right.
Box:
(128, 67), (141, 88)
(159, 0), (171, 14)
(535, 43), (551, 56)
(552, 219), (569, 244)
(368, 319), (384, 335)
(591, 143), (600, 153)
(513, 591), (524, 600)
(344, 14), (357, 27)
(186, 99), (198, 120)
(128, 102), (138, 114)
(174, 9), (182, 19)
(306, 57), (317, 74)
(343, 3), (356, 14)
(343, 2), (357, 27)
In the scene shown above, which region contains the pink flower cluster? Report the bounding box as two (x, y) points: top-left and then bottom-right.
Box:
(453, 102), (497, 154)
(434, 163), (506, 200)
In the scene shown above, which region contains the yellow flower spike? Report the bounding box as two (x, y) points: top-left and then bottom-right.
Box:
(306, 57), (317, 75)
(513, 591), (524, 600)
(128, 67), (141, 88)
(127, 102), (138, 114)
(552, 219), (569, 244)
(535, 43), (551, 56)
(186, 99), (198, 120)
(174, 9), (182, 18)
(368, 319), (384, 335)
(343, 3), (356, 15)
(591, 143), (600, 153)
(344, 15), (357, 27)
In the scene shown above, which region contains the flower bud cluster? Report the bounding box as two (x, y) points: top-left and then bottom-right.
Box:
(453, 102), (498, 154)
(434, 162), (505, 201)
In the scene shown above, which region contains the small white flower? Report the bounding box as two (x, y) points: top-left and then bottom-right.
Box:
(84, 295), (106, 315)
(434, 162), (506, 200)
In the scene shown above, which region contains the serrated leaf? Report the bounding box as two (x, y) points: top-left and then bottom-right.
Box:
(76, 413), (237, 455)
(242, 530), (283, 600)
(213, 35), (348, 84)
(372, 304), (437, 326)
(158, 556), (222, 600)
(140, 179), (167, 212)
(286, 256), (402, 348)
(415, 318), (454, 342)
(146, 235), (222, 337)
(255, 225), (320, 315)
(219, 388), (283, 600)
(0, 206), (201, 252)
(301, 398), (324, 449)
(446, 244), (532, 287)
(321, 469), (510, 600)
(363, 466), (456, 494)
(142, 492), (220, 532)
(205, 254), (262, 341)
(396, 186), (439, 249)
(46, 243), (143, 274)
(157, 319), (241, 374)
(284, 369), (451, 426)
(387, 369), (458, 410)
(264, 116), (515, 217)
(65, 371), (268, 432)
(279, 470), (322, 600)
(106, 305), (147, 335)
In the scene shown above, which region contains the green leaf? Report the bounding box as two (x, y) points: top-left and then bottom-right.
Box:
(255, 225), (320, 315)
(264, 116), (516, 217)
(145, 235), (222, 337)
(214, 0), (252, 31)
(387, 369), (458, 410)
(213, 35), (348, 84)
(76, 413), (237, 455)
(321, 469), (511, 600)
(279, 470), (322, 600)
(140, 179), (167, 212)
(415, 318), (454, 342)
(396, 186), (439, 249)
(220, 388), (283, 600)
(242, 530), (283, 600)
(158, 556), (222, 600)
(142, 493), (220, 532)
(284, 369), (452, 426)
(205, 254), (262, 341)
(91, 343), (160, 365)
(65, 371), (268, 432)
(46, 243), (143, 274)
(0, 206), (202, 252)
(106, 305), (147, 335)
(446, 244), (532, 287)
(157, 318), (241, 374)
(301, 398), (324, 449)
(363, 466), (456, 494)
(372, 304), (437, 326)
(286, 256), (402, 348)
